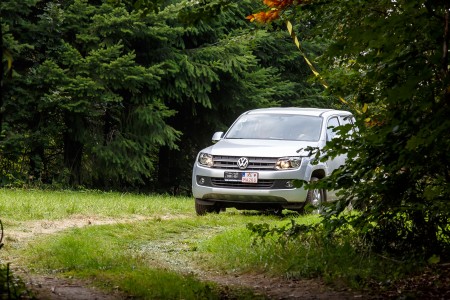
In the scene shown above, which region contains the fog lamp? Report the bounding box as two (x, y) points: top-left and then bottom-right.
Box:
(285, 180), (294, 188)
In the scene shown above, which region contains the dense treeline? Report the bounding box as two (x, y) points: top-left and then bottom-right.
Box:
(1, 0), (330, 192)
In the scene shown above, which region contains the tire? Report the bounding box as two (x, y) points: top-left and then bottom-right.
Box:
(195, 199), (220, 216)
(305, 177), (325, 214)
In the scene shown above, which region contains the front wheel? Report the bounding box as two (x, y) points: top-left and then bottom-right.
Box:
(305, 177), (325, 214)
(195, 199), (220, 216)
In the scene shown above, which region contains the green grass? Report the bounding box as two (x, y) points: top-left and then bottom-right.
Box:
(0, 189), (192, 221)
(22, 223), (223, 299)
(0, 188), (433, 298)
(0, 189), (288, 298)
(16, 212), (282, 298)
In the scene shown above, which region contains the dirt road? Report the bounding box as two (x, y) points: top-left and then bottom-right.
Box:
(4, 217), (365, 299)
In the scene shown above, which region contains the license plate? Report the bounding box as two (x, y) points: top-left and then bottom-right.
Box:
(224, 172), (258, 183)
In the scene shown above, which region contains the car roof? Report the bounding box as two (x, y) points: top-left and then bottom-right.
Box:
(244, 107), (352, 117)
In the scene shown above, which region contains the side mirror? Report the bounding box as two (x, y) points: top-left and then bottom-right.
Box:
(212, 132), (224, 144)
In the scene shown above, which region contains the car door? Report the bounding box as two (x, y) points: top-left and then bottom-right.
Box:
(325, 116), (346, 175)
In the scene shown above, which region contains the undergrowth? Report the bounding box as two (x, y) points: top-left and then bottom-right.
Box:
(200, 218), (430, 290)
(0, 263), (32, 299)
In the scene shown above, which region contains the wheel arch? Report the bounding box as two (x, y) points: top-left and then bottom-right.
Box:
(309, 169), (327, 202)
(311, 169), (326, 180)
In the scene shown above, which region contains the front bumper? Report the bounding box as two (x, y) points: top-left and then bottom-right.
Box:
(192, 164), (309, 204)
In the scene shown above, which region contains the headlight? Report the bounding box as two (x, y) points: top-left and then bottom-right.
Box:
(198, 153), (214, 167)
(275, 157), (302, 170)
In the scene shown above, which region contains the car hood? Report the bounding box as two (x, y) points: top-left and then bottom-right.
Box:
(203, 139), (319, 157)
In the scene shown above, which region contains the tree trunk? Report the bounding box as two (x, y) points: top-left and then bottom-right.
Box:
(63, 112), (84, 186)
(29, 144), (45, 182)
(157, 146), (181, 195)
(0, 23), (5, 137)
(442, 4), (449, 77)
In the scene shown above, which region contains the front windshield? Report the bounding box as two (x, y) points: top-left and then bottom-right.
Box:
(225, 113), (323, 141)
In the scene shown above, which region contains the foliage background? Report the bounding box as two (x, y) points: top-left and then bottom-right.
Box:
(253, 0), (450, 260)
(1, 0), (331, 192)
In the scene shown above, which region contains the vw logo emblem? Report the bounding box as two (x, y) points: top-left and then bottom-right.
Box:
(237, 157), (249, 169)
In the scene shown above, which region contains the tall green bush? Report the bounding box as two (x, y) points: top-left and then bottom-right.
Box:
(245, 0), (450, 260)
(301, 0), (450, 259)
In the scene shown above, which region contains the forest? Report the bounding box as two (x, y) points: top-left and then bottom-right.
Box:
(1, 0), (334, 193)
(2, 0), (450, 261)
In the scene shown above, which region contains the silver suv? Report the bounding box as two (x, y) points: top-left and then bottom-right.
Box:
(192, 107), (353, 215)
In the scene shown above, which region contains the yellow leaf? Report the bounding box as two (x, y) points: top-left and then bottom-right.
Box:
(3, 49), (13, 72)
(286, 20), (293, 33)
(362, 103), (368, 113)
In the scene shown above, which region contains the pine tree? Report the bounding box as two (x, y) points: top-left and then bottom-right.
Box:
(1, 0), (323, 190)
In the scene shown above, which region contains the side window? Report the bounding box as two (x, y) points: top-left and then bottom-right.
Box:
(340, 115), (354, 125)
(327, 117), (340, 141)
(340, 114), (357, 135)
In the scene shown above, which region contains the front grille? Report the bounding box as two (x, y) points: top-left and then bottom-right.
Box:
(213, 156), (277, 170)
(211, 178), (275, 188)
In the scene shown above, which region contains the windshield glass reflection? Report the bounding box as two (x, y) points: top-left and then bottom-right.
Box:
(226, 114), (323, 141)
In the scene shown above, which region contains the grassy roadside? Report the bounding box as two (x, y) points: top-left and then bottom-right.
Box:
(0, 189), (447, 299)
